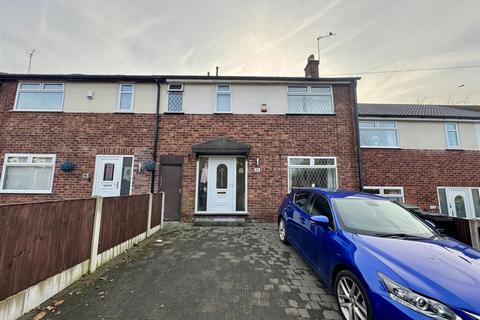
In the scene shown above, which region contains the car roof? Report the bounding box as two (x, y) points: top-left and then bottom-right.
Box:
(291, 188), (387, 201)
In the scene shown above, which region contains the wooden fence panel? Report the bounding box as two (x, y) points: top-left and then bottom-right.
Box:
(449, 218), (473, 246)
(98, 194), (149, 254)
(151, 193), (163, 228)
(0, 199), (95, 301)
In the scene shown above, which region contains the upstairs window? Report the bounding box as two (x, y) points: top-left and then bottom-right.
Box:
(117, 84), (134, 112)
(215, 84), (231, 113)
(445, 122), (460, 148)
(167, 84), (184, 112)
(359, 121), (399, 147)
(287, 85), (334, 114)
(0, 154), (56, 193)
(15, 83), (64, 111)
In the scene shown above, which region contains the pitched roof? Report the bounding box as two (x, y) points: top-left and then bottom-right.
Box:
(358, 103), (480, 120)
(0, 72), (359, 83)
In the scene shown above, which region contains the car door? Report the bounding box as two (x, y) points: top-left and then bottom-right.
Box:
(303, 193), (337, 274)
(287, 191), (311, 251)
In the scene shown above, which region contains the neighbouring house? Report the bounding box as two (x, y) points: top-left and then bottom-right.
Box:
(358, 103), (480, 219)
(0, 56), (362, 222)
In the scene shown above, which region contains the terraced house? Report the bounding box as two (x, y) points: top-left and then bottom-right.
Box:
(0, 56), (362, 222)
(358, 103), (480, 218)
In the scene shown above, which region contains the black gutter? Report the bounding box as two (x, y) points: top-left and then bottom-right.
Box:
(150, 79), (161, 193)
(353, 80), (364, 191)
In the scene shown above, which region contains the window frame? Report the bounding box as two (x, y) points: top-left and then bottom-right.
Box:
(359, 120), (400, 148)
(364, 186), (404, 202)
(116, 83), (135, 112)
(215, 84), (232, 113)
(286, 85), (334, 114)
(167, 83), (184, 113)
(287, 156), (338, 192)
(476, 123), (480, 149)
(0, 153), (56, 194)
(444, 122), (461, 149)
(14, 82), (65, 112)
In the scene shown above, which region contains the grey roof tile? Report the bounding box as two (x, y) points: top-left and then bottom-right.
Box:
(358, 103), (480, 120)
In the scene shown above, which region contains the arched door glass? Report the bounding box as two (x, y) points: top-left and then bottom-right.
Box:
(216, 164), (228, 189)
(454, 195), (466, 218)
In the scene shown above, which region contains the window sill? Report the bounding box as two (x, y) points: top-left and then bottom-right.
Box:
(214, 112), (233, 114)
(361, 146), (401, 149)
(12, 109), (63, 113)
(446, 147), (463, 150)
(164, 111), (185, 114)
(115, 110), (134, 114)
(0, 190), (53, 194)
(285, 113), (336, 116)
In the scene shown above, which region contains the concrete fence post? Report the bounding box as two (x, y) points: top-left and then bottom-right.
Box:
(469, 219), (480, 250)
(147, 193), (153, 237)
(89, 197), (103, 273)
(160, 191), (165, 229)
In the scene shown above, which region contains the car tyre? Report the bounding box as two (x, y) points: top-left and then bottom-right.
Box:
(335, 270), (373, 320)
(278, 218), (288, 244)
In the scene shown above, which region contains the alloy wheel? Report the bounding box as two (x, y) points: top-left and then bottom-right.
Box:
(278, 219), (286, 242)
(337, 276), (368, 320)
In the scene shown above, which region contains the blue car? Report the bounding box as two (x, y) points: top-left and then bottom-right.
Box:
(277, 188), (480, 320)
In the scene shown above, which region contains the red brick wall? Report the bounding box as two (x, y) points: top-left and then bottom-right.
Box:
(158, 84), (360, 222)
(0, 81), (360, 222)
(362, 148), (480, 210)
(0, 81), (155, 204)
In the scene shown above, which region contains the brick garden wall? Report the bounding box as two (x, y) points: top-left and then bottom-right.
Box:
(362, 148), (480, 210)
(157, 84), (360, 222)
(0, 81), (155, 204)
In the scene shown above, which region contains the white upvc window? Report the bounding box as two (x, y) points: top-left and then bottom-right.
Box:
(215, 84), (232, 113)
(167, 84), (184, 112)
(14, 82), (64, 111)
(364, 186), (404, 203)
(445, 122), (460, 148)
(287, 156), (337, 192)
(117, 84), (134, 112)
(287, 85), (334, 114)
(359, 121), (399, 148)
(0, 154), (56, 193)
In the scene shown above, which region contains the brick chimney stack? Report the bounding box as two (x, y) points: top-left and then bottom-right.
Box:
(304, 54), (319, 78)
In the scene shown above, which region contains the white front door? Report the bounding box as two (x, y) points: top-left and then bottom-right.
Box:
(446, 188), (473, 218)
(207, 157), (235, 212)
(93, 156), (123, 197)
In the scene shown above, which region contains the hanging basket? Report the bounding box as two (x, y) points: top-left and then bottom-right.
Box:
(60, 160), (76, 172)
(143, 160), (156, 172)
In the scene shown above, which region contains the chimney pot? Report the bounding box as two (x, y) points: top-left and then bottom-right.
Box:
(304, 54), (319, 78)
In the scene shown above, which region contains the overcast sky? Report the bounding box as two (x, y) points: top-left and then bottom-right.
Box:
(1, 0), (479, 104)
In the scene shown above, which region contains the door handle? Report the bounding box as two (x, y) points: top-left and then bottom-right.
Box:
(178, 188), (182, 193)
(116, 181), (119, 188)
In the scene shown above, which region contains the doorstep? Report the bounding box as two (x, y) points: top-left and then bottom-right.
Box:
(193, 212), (248, 226)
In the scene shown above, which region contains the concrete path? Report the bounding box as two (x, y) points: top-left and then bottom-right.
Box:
(21, 223), (342, 320)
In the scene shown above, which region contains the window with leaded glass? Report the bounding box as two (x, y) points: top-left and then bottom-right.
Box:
(168, 84), (184, 112)
(287, 157), (337, 191)
(287, 85), (334, 114)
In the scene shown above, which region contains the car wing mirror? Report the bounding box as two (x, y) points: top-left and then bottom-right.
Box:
(311, 215), (329, 226)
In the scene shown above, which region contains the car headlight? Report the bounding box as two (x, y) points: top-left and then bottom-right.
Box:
(379, 273), (461, 320)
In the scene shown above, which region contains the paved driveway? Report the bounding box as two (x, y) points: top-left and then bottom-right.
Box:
(22, 223), (342, 320)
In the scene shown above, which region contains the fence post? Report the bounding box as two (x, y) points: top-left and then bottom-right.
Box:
(161, 191), (165, 229)
(89, 197), (103, 273)
(147, 193), (153, 236)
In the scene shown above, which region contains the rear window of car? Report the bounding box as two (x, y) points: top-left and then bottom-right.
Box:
(294, 191), (310, 209)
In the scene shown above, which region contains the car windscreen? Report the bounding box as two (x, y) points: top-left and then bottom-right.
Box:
(333, 198), (435, 238)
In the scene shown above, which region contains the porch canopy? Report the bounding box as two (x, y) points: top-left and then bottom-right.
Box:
(192, 136), (251, 155)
